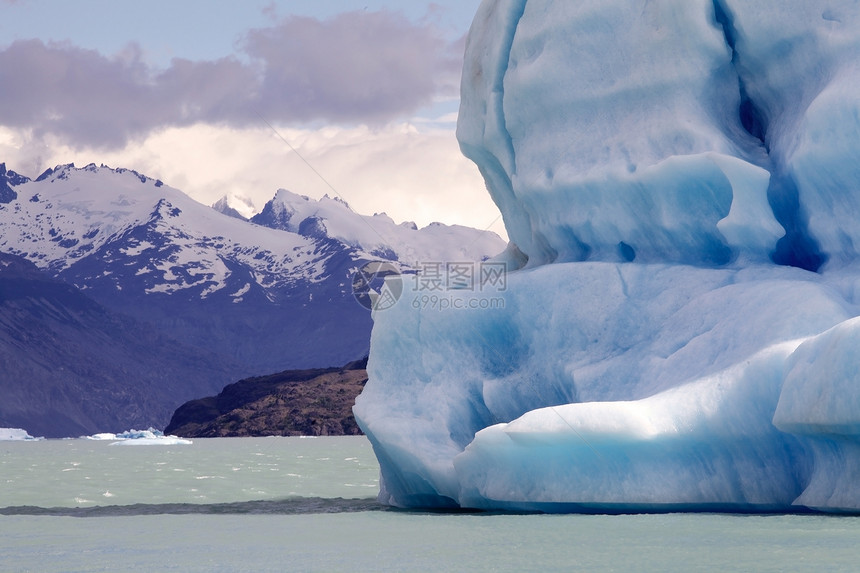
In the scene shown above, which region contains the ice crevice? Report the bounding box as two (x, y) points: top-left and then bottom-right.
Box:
(710, 0), (826, 272)
(711, 0), (768, 149)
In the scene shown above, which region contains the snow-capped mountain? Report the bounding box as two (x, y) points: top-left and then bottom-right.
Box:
(2, 163), (324, 287)
(211, 196), (249, 221)
(0, 162), (504, 377)
(250, 188), (505, 267)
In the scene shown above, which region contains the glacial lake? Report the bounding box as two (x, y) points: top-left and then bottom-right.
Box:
(1, 436), (859, 572)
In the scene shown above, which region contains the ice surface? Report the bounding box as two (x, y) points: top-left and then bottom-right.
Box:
(85, 433), (121, 441)
(457, 0), (860, 270)
(85, 428), (192, 445)
(354, 0), (860, 513)
(0, 428), (41, 441)
(355, 263), (860, 511)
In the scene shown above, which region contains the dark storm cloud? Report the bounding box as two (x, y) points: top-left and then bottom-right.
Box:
(0, 10), (463, 148)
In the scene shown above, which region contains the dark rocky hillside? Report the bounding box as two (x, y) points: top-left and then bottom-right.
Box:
(0, 252), (243, 437)
(165, 358), (368, 437)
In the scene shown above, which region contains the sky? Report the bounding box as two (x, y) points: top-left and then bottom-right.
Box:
(0, 0), (506, 238)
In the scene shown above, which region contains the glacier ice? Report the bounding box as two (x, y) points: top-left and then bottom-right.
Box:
(457, 0), (860, 270)
(85, 428), (192, 445)
(354, 0), (860, 513)
(0, 428), (41, 441)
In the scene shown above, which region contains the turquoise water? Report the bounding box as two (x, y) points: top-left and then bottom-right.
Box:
(1, 436), (379, 508)
(2, 437), (860, 572)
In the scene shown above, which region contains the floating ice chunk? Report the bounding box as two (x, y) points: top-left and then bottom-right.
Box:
(0, 428), (42, 441)
(115, 428), (163, 440)
(85, 428), (192, 445)
(86, 433), (119, 441)
(357, 0), (860, 513)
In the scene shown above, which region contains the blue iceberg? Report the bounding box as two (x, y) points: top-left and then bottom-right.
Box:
(353, 0), (860, 513)
(85, 428), (192, 445)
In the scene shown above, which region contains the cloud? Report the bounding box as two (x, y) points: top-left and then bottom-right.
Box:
(245, 11), (462, 123)
(0, 122), (507, 240)
(0, 10), (463, 149)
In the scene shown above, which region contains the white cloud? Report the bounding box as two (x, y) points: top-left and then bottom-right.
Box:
(0, 11), (462, 148)
(0, 122), (508, 240)
(0, 6), (507, 243)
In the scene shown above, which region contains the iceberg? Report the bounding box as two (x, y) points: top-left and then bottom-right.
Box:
(0, 428), (42, 441)
(353, 0), (860, 513)
(85, 428), (192, 445)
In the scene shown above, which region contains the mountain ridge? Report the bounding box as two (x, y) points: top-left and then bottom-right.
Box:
(0, 161), (505, 436)
(0, 252), (243, 437)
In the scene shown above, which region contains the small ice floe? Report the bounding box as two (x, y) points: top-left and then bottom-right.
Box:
(0, 428), (43, 441)
(85, 427), (192, 445)
(86, 433), (120, 441)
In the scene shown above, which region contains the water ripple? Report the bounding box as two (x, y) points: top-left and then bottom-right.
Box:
(0, 497), (387, 517)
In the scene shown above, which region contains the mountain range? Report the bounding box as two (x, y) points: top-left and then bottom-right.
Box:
(0, 162), (504, 437)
